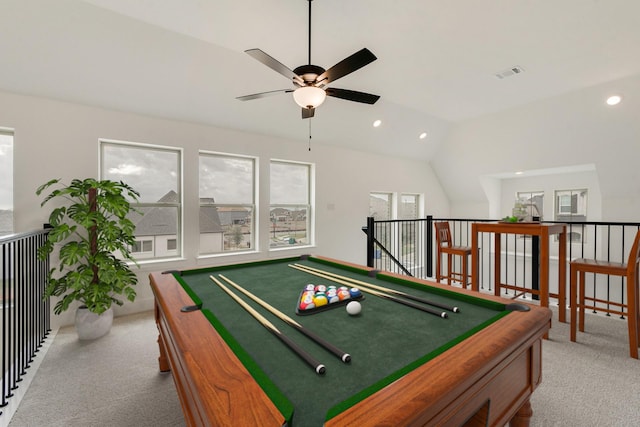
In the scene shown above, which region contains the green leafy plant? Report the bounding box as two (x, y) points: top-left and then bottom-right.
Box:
(36, 178), (140, 315)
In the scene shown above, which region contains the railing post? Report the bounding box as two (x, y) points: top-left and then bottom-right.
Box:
(0, 229), (51, 411)
(365, 217), (375, 268)
(426, 215), (433, 278)
(532, 235), (540, 300)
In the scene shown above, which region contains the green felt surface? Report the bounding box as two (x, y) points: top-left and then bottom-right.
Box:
(176, 256), (507, 427)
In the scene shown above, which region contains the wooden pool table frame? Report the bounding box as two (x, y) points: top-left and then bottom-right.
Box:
(149, 256), (551, 427)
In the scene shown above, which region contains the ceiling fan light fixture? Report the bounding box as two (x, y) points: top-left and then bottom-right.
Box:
(293, 86), (326, 109)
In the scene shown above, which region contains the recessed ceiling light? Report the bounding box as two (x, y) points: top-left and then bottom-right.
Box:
(515, 171), (524, 175)
(419, 132), (428, 140)
(606, 95), (622, 106)
(373, 119), (382, 127)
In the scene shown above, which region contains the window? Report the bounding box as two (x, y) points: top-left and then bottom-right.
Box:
(199, 152), (256, 254)
(132, 239), (153, 254)
(270, 160), (313, 248)
(101, 140), (182, 260)
(369, 192), (392, 220)
(0, 130), (13, 236)
(555, 189), (588, 243)
(516, 191), (544, 220)
(400, 194), (420, 219)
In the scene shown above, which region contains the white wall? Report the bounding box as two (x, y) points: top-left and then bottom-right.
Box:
(0, 90), (448, 327)
(432, 73), (640, 218)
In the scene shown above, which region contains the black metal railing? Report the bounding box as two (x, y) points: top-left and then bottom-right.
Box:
(0, 229), (50, 415)
(363, 216), (640, 311)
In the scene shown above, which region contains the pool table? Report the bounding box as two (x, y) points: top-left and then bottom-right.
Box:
(150, 255), (551, 427)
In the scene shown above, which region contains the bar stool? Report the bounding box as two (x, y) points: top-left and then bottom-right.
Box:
(570, 229), (640, 359)
(434, 221), (472, 288)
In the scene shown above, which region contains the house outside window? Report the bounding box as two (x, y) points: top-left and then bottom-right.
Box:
(0, 129), (13, 236)
(369, 192), (392, 220)
(516, 191), (544, 220)
(101, 140), (182, 260)
(555, 189), (588, 243)
(400, 193), (420, 219)
(199, 152), (256, 254)
(132, 239), (153, 254)
(270, 160), (313, 248)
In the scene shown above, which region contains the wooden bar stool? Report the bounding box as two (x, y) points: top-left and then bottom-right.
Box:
(569, 229), (640, 359)
(434, 221), (472, 288)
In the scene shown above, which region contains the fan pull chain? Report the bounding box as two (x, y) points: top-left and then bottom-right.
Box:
(308, 119), (312, 151)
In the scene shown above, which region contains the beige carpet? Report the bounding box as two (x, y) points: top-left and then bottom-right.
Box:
(6, 306), (640, 426)
(7, 311), (185, 427)
(530, 306), (640, 427)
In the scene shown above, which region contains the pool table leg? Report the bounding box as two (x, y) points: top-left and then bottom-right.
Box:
(154, 302), (171, 372)
(509, 399), (533, 427)
(157, 333), (170, 372)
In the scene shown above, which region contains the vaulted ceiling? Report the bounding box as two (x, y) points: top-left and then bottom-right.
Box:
(2, 0), (640, 163)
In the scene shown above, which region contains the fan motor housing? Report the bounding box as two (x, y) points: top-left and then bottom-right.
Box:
(294, 64), (326, 84)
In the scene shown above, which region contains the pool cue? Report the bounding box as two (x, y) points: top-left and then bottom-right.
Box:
(210, 276), (326, 375)
(294, 263), (459, 313)
(216, 274), (351, 363)
(289, 264), (448, 319)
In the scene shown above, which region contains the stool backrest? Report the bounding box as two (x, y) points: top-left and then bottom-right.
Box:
(435, 222), (453, 248)
(626, 229), (640, 286)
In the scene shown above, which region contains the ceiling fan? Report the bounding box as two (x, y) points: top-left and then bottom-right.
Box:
(237, 0), (380, 119)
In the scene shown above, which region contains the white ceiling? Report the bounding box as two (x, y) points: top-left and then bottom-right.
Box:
(2, 0), (640, 161)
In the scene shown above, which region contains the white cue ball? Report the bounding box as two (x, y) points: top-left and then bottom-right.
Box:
(346, 301), (362, 316)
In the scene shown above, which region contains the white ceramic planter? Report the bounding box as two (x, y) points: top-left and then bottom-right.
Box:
(75, 306), (114, 340)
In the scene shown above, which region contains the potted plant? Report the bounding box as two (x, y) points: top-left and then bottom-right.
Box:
(36, 178), (140, 339)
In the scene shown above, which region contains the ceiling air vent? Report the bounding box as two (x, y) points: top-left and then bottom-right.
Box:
(495, 66), (525, 80)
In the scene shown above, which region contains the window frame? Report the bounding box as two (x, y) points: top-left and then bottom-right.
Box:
(0, 128), (14, 236)
(399, 193), (421, 220)
(554, 188), (588, 243)
(99, 138), (183, 262)
(369, 192), (393, 220)
(198, 150), (257, 256)
(516, 190), (544, 220)
(269, 159), (314, 250)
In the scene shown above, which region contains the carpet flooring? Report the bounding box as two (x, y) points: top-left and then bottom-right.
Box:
(7, 311), (184, 427)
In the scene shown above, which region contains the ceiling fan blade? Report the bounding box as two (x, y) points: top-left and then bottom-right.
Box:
(316, 48), (377, 85)
(325, 88), (380, 104)
(236, 89), (293, 101)
(245, 49), (303, 85)
(302, 107), (315, 119)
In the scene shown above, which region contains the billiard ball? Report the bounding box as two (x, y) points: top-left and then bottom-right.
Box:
(299, 291), (316, 310)
(349, 288), (362, 298)
(346, 301), (361, 316)
(313, 293), (328, 307)
(326, 288), (339, 303)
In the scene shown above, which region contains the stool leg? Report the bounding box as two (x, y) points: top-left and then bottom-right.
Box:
(462, 254), (468, 289)
(628, 276), (638, 359)
(636, 280), (640, 351)
(447, 254), (453, 285)
(579, 270), (586, 333)
(570, 265), (577, 342)
(435, 252), (442, 283)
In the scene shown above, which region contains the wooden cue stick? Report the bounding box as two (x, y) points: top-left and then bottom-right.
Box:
(294, 263), (459, 313)
(289, 264), (448, 319)
(209, 275), (326, 375)
(217, 274), (351, 363)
